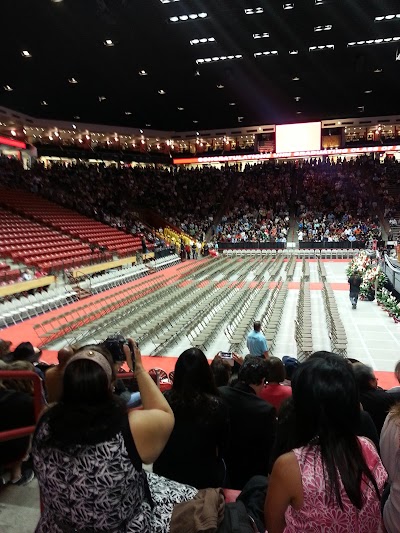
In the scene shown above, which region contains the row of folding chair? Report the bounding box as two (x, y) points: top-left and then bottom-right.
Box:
(302, 259), (310, 282)
(268, 256), (284, 280)
(322, 282), (348, 357)
(295, 280), (313, 362)
(0, 285), (77, 328)
(286, 256), (296, 281)
(317, 258), (327, 281)
(261, 280), (289, 354)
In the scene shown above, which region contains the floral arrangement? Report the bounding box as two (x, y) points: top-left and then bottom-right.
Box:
(376, 287), (400, 320)
(346, 252), (386, 298)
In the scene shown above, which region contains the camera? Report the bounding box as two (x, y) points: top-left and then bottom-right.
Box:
(103, 334), (136, 370)
(219, 351), (234, 366)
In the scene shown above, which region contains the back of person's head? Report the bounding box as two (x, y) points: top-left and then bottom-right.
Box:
(0, 339), (12, 361)
(210, 358), (231, 387)
(282, 356), (299, 381)
(266, 357), (285, 384)
(11, 342), (41, 363)
(173, 348), (217, 401)
(394, 360), (400, 383)
(239, 356), (268, 386)
(57, 346), (75, 368)
(253, 321), (261, 332)
(292, 354), (379, 509)
(61, 345), (116, 407)
(352, 363), (376, 392)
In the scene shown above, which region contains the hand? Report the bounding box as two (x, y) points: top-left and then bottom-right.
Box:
(232, 353), (243, 365)
(213, 352), (222, 362)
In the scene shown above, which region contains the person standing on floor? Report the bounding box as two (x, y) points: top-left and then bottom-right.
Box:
(247, 321), (269, 359)
(348, 270), (362, 309)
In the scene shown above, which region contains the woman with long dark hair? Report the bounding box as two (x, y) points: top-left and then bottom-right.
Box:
(265, 354), (387, 532)
(32, 341), (197, 533)
(153, 347), (229, 488)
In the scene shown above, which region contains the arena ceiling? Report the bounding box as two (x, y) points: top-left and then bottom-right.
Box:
(1, 0), (400, 132)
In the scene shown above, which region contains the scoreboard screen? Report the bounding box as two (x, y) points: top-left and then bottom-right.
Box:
(275, 121), (321, 153)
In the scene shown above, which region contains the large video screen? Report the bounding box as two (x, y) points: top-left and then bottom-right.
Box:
(275, 121), (321, 153)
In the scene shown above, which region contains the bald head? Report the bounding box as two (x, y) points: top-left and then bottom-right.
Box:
(58, 346), (75, 368)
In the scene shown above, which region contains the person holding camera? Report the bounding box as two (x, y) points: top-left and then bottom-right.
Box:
(32, 339), (198, 533)
(102, 335), (141, 408)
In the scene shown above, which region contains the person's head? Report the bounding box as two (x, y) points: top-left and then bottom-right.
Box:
(352, 363), (378, 391)
(266, 357), (285, 384)
(394, 360), (400, 384)
(291, 354), (380, 509)
(0, 339), (12, 361)
(173, 348), (217, 400)
(282, 356), (299, 381)
(11, 342), (41, 364)
(238, 356), (268, 395)
(253, 321), (262, 332)
(57, 346), (75, 369)
(292, 355), (360, 444)
(61, 345), (116, 407)
(210, 358), (232, 387)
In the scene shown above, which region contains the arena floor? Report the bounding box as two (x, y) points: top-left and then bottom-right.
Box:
(1, 257), (400, 531)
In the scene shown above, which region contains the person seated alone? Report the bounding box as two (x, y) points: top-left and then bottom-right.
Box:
(246, 321), (269, 359)
(219, 356), (276, 490)
(260, 356), (292, 410)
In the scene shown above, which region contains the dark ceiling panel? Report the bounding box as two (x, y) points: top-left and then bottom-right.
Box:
(0, 0), (400, 131)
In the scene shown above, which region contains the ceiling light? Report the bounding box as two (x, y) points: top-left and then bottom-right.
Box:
(68, 77), (78, 84)
(375, 14), (400, 22)
(193, 120), (198, 123)
(145, 124), (151, 127)
(158, 89), (166, 95)
(41, 100), (48, 106)
(253, 33), (270, 39)
(196, 55), (242, 64)
(229, 102), (236, 106)
(98, 96), (106, 102)
(292, 76), (300, 81)
(3, 85), (13, 91)
(21, 50), (32, 58)
(283, 3), (294, 9)
(294, 96), (301, 101)
(314, 24), (332, 31)
(11, 130), (16, 136)
(177, 107), (184, 111)
(139, 129), (143, 133)
(309, 44), (334, 51)
(160, 0), (179, 3)
(374, 68), (383, 73)
(296, 111), (302, 114)
(245, 8), (264, 15)
(348, 36), (400, 47)
(104, 39), (114, 47)
(125, 111), (132, 115)
(170, 12), (207, 22)
(358, 106), (365, 112)
(139, 70), (148, 76)
(72, 124), (77, 129)
(315, 0), (324, 4)
(289, 50), (298, 54)
(364, 89), (373, 93)
(190, 37), (215, 45)
(217, 84), (224, 88)
(254, 50), (279, 57)
(52, 0), (63, 3)
(74, 116), (80, 120)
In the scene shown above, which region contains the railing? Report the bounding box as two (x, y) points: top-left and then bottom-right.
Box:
(217, 241), (285, 250)
(299, 240), (384, 249)
(0, 371), (43, 443)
